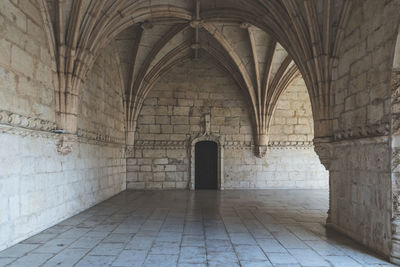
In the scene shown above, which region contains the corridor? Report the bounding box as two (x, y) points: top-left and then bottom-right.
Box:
(0, 190), (392, 267)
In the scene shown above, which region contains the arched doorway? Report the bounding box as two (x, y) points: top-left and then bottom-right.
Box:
(195, 141), (218, 190)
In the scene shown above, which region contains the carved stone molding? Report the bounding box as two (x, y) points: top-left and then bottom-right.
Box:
(224, 141), (252, 150)
(77, 128), (125, 145)
(0, 110), (125, 154)
(0, 124), (58, 139)
(333, 122), (390, 141)
(224, 140), (314, 150)
(269, 141), (313, 150)
(0, 109), (56, 132)
(134, 140), (187, 150)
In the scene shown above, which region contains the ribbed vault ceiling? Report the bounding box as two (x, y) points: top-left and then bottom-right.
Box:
(39, 0), (351, 156)
(113, 17), (300, 151)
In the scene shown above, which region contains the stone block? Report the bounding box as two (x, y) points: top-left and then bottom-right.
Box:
(155, 116), (170, 125)
(161, 125), (173, 133)
(173, 107), (190, 116)
(153, 158), (168, 165)
(0, 38), (11, 65)
(173, 125), (189, 134)
(171, 116), (189, 125)
(11, 45), (34, 78)
(162, 182), (176, 189)
(143, 149), (166, 158)
(153, 172), (165, 182)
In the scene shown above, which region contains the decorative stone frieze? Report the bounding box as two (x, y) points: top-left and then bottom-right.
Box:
(333, 123), (390, 141)
(0, 110), (56, 132)
(77, 128), (125, 145)
(224, 140), (314, 150)
(268, 141), (313, 150)
(134, 140), (187, 150)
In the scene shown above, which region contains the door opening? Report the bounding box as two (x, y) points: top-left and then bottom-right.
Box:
(195, 141), (218, 189)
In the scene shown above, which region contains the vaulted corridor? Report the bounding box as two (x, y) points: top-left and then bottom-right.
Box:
(1, 0), (400, 265)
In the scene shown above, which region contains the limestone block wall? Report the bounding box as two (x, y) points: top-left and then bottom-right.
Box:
(0, 0), (126, 251)
(0, 0), (55, 122)
(127, 57), (328, 189)
(330, 0), (400, 257)
(269, 78), (314, 142)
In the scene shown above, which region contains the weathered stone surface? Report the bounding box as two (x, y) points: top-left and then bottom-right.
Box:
(0, 33), (126, 250)
(128, 58), (327, 190)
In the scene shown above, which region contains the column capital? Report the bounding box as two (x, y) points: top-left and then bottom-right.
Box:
(313, 136), (334, 170)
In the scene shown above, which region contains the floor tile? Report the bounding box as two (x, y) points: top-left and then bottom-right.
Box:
(75, 255), (116, 267)
(181, 235), (205, 247)
(257, 238), (287, 253)
(266, 252), (299, 265)
(33, 238), (75, 254)
(0, 244), (39, 258)
(7, 253), (53, 267)
(89, 243), (125, 256)
(144, 254), (178, 267)
(288, 248), (330, 266)
(0, 190), (393, 266)
(234, 245), (268, 261)
(112, 250), (147, 266)
(149, 241), (180, 255)
(42, 248), (88, 267)
(325, 255), (363, 267)
(179, 246), (206, 263)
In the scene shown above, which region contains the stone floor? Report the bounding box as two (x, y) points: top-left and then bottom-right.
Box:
(0, 190), (395, 267)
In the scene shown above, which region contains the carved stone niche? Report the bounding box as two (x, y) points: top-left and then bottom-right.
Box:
(313, 137), (334, 170)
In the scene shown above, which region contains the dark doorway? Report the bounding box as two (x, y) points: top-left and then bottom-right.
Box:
(195, 141), (218, 190)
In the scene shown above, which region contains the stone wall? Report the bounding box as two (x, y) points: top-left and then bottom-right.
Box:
(0, 0), (126, 250)
(269, 78), (314, 142)
(127, 57), (327, 190)
(330, 0), (400, 257)
(0, 0), (55, 122)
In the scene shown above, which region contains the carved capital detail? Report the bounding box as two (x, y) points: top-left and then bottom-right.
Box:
(57, 134), (76, 155)
(255, 134), (269, 158)
(313, 137), (334, 170)
(255, 145), (268, 158)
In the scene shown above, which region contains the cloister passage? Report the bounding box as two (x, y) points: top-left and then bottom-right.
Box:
(0, 0), (400, 266)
